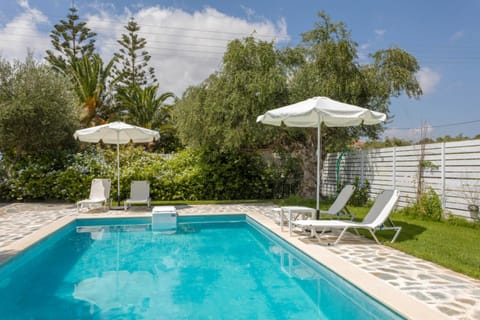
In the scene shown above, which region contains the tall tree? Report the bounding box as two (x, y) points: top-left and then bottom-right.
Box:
(45, 6), (96, 72)
(174, 36), (288, 151)
(286, 11), (422, 197)
(112, 17), (164, 128)
(45, 6), (112, 127)
(112, 18), (157, 89)
(0, 54), (78, 158)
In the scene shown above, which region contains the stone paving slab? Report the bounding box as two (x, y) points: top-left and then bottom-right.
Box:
(1, 202), (479, 319)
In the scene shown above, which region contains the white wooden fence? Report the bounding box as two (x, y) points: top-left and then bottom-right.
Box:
(322, 139), (480, 219)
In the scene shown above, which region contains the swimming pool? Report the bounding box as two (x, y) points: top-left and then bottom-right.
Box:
(0, 215), (404, 319)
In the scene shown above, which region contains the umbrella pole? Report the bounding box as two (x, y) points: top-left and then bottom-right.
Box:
(117, 142), (120, 206)
(316, 120), (321, 219)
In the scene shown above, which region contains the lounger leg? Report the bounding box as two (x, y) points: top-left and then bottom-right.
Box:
(368, 229), (382, 244)
(391, 227), (402, 243)
(313, 228), (323, 242)
(331, 227), (349, 245)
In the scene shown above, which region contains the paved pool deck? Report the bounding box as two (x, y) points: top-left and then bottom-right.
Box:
(0, 202), (479, 319)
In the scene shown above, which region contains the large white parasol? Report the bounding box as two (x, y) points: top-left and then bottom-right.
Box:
(74, 121), (159, 206)
(257, 96), (386, 212)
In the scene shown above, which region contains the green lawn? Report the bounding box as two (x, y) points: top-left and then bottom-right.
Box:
(277, 198), (480, 280)
(387, 215), (480, 279)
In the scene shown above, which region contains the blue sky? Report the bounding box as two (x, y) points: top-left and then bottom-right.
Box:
(1, 0), (479, 141)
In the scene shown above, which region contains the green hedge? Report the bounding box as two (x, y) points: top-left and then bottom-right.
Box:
(0, 147), (301, 202)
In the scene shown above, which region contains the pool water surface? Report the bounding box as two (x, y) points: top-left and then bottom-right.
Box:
(0, 215), (404, 319)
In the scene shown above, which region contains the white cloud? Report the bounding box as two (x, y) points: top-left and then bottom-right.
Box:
(374, 29), (385, 37)
(358, 29), (386, 64)
(87, 6), (289, 97)
(383, 124), (433, 141)
(0, 4), (288, 98)
(240, 5), (256, 18)
(17, 0), (29, 9)
(0, 1), (49, 60)
(450, 30), (464, 41)
(417, 67), (441, 95)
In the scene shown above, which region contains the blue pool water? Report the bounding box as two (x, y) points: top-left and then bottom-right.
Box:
(0, 215), (404, 319)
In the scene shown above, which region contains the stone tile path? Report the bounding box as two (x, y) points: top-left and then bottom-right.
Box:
(1, 202), (479, 319)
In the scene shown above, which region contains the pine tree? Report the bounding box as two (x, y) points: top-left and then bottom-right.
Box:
(45, 6), (96, 71)
(112, 17), (157, 88)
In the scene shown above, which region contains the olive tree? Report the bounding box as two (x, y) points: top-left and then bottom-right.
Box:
(0, 54), (79, 158)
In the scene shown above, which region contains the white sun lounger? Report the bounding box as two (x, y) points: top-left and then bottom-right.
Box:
(77, 178), (111, 212)
(124, 180), (151, 210)
(319, 184), (355, 218)
(292, 189), (401, 245)
(275, 184), (356, 235)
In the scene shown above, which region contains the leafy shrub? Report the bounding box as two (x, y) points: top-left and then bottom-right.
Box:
(418, 188), (443, 220)
(152, 149), (204, 201)
(0, 146), (296, 202)
(349, 176), (370, 206)
(0, 147), (109, 201)
(266, 153), (302, 199)
(55, 147), (110, 201)
(197, 149), (273, 200)
(398, 187), (443, 221)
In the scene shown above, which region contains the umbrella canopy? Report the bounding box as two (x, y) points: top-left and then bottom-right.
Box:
(74, 121), (159, 206)
(73, 121), (159, 144)
(257, 97), (386, 213)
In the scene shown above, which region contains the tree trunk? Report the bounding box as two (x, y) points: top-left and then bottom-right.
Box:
(291, 140), (317, 198)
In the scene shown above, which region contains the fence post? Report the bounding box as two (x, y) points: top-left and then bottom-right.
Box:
(393, 147), (397, 190)
(360, 149), (365, 186)
(441, 141), (446, 209)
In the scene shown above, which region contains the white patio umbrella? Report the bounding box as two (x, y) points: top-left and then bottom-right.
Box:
(257, 96), (386, 213)
(74, 121), (159, 206)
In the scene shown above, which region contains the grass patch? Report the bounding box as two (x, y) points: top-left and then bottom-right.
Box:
(280, 196), (480, 280)
(387, 216), (480, 279)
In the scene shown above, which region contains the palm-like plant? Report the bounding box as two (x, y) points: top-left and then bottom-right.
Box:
(67, 54), (116, 126)
(116, 84), (174, 129)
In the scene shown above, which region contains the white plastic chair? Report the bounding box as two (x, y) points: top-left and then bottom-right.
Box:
(293, 189), (401, 245)
(77, 179), (111, 212)
(124, 181), (151, 210)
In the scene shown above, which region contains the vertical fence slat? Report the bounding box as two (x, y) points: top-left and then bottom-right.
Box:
(441, 141), (446, 209)
(393, 147), (397, 190)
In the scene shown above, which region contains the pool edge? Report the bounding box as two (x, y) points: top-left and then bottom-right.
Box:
(1, 209), (449, 320)
(245, 211), (449, 320)
(0, 215), (76, 265)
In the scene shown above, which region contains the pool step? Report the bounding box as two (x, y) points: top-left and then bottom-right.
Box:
(151, 206), (177, 233)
